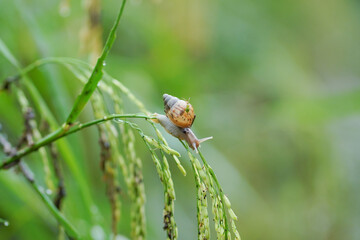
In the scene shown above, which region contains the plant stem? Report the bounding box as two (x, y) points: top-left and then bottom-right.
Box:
(20, 57), (89, 76)
(65, 0), (127, 125)
(0, 114), (152, 169)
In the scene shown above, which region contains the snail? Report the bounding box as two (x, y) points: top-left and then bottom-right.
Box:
(153, 94), (212, 152)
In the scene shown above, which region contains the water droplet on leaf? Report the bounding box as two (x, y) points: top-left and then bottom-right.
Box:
(46, 189), (52, 195)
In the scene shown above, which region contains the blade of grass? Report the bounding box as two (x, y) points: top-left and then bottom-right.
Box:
(65, 0), (127, 125)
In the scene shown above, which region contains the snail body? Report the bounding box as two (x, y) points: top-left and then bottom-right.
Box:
(163, 94), (195, 128)
(153, 93), (212, 151)
(154, 114), (212, 151)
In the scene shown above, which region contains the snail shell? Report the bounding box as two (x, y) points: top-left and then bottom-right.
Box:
(163, 94), (195, 128)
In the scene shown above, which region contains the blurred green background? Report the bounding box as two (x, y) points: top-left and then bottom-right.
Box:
(1, 0), (360, 239)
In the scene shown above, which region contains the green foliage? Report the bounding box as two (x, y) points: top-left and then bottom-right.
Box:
(1, 0), (360, 239)
(0, 0), (240, 239)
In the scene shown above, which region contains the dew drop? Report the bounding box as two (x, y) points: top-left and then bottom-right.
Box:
(46, 189), (53, 195)
(102, 62), (106, 66)
(113, 119), (124, 123)
(4, 221), (9, 227)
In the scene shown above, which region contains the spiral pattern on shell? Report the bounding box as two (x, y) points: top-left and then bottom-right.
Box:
(163, 94), (195, 128)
